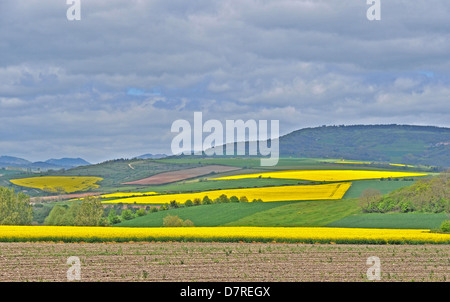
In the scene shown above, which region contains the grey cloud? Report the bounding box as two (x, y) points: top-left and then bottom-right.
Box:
(0, 0), (449, 162)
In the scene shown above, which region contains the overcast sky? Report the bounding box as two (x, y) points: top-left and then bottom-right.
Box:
(1, 0), (449, 163)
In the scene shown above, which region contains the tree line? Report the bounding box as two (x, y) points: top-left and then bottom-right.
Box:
(359, 171), (449, 232)
(35, 193), (262, 227)
(105, 194), (261, 226)
(359, 171), (449, 214)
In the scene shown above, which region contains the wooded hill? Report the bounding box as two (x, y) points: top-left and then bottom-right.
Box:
(208, 124), (449, 168)
(279, 125), (449, 167)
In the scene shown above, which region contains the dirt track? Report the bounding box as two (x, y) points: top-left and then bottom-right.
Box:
(0, 242), (448, 282)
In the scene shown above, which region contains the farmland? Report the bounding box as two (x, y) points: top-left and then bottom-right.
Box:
(214, 170), (428, 182)
(6, 156), (442, 230)
(122, 165), (241, 185)
(10, 176), (103, 194)
(1, 156), (448, 285)
(0, 242), (448, 282)
(1, 225), (448, 244)
(115, 199), (361, 227)
(102, 182), (351, 204)
(327, 213), (449, 229)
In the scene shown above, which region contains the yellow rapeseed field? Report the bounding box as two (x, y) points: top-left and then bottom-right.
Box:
(0, 226), (448, 244)
(334, 161), (372, 164)
(10, 176), (103, 194)
(102, 183), (351, 204)
(214, 170), (427, 182)
(389, 163), (415, 168)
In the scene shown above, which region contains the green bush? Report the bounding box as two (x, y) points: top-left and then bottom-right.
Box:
(121, 209), (134, 220)
(229, 196), (239, 203)
(163, 215), (195, 227)
(163, 215), (184, 227)
(202, 196), (212, 205)
(440, 220), (450, 233)
(218, 194), (229, 203)
(150, 206), (159, 213)
(239, 196), (249, 203)
(182, 219), (195, 227)
(44, 206), (68, 226)
(136, 208), (147, 217)
(108, 209), (121, 224)
(169, 200), (179, 209)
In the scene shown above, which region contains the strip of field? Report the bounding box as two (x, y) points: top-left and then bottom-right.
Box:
(1, 242), (448, 282)
(102, 183), (351, 204)
(326, 213), (449, 229)
(223, 198), (361, 227)
(341, 179), (417, 198)
(334, 161), (372, 164)
(100, 192), (158, 198)
(10, 176), (103, 193)
(389, 163), (415, 168)
(115, 202), (291, 227)
(0, 226), (448, 244)
(214, 170), (428, 182)
(122, 165), (241, 185)
(30, 193), (102, 203)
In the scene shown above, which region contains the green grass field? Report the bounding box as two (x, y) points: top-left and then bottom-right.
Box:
(115, 202), (290, 227)
(114, 198), (361, 228)
(326, 213), (448, 229)
(223, 198), (361, 227)
(342, 179), (421, 198)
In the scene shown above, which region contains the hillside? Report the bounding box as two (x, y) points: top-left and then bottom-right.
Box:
(279, 125), (449, 167)
(45, 158), (91, 168)
(0, 156), (91, 171)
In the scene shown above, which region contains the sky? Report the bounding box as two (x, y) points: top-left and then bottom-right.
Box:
(0, 0), (449, 163)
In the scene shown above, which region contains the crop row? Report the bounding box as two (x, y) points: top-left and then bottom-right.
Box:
(0, 226), (448, 244)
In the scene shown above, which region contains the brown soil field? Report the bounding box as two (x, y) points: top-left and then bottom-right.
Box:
(122, 165), (241, 185)
(0, 242), (448, 282)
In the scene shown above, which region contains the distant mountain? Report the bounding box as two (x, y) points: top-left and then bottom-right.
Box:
(0, 156), (31, 166)
(135, 153), (167, 160)
(0, 156), (91, 171)
(45, 158), (91, 168)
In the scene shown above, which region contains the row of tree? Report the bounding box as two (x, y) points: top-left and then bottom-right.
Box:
(0, 187), (33, 225)
(44, 197), (105, 226)
(161, 194), (262, 210)
(44, 193), (262, 226)
(104, 194), (261, 225)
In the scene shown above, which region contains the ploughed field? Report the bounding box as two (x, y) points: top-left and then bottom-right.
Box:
(0, 242), (448, 282)
(122, 165), (241, 185)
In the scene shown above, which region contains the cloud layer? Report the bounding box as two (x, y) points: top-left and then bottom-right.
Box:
(1, 0), (449, 162)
